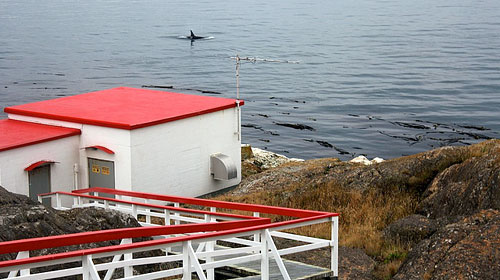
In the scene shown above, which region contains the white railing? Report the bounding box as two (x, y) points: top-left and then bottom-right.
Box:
(0, 188), (338, 279)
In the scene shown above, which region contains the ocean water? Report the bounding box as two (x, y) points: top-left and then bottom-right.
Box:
(1, 0), (499, 160)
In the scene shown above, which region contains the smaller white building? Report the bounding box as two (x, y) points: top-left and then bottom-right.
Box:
(0, 87), (243, 204)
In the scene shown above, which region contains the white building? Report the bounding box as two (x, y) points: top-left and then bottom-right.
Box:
(0, 87), (243, 204)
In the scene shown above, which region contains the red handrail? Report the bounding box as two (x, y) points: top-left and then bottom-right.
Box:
(0, 219), (270, 255)
(74, 187), (334, 218)
(0, 214), (332, 268)
(44, 191), (260, 220)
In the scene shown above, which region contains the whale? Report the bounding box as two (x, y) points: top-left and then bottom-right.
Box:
(187, 30), (205, 40)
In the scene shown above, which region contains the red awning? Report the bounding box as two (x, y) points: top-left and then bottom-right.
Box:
(24, 160), (56, 171)
(85, 145), (114, 154)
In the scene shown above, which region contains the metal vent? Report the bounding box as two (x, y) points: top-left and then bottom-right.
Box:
(210, 153), (237, 180)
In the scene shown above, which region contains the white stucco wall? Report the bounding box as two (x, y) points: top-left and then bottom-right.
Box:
(0, 136), (80, 200)
(7, 106), (241, 198)
(130, 107), (241, 197)
(7, 114), (132, 192)
(78, 124), (132, 191)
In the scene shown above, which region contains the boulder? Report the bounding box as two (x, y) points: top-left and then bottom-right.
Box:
(233, 158), (343, 195)
(393, 209), (500, 280)
(241, 160), (264, 178)
(0, 185), (38, 206)
(241, 145), (304, 178)
(349, 155), (384, 165)
(365, 144), (471, 193)
(417, 143), (500, 219)
(383, 214), (438, 245)
(338, 247), (375, 280)
(0, 186), (80, 243)
(241, 144), (254, 160)
(0, 186), (141, 248)
(57, 207), (140, 232)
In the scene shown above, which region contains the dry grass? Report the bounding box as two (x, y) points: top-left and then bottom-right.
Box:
(372, 242), (411, 279)
(374, 258), (405, 280)
(215, 179), (418, 279)
(217, 181), (417, 254)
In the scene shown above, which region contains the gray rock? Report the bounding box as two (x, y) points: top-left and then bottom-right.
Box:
(274, 245), (375, 280)
(338, 247), (375, 280)
(383, 215), (438, 245)
(393, 209), (500, 280)
(230, 140), (500, 279)
(234, 141), (478, 196)
(57, 207), (141, 232)
(241, 144), (254, 160)
(417, 145), (500, 219)
(0, 186), (166, 278)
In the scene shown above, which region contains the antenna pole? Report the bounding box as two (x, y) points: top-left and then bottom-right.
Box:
(230, 55), (298, 141)
(235, 54), (241, 140)
(236, 54), (240, 100)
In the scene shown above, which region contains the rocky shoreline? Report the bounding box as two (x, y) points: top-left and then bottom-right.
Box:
(1, 140), (499, 279)
(230, 140), (500, 279)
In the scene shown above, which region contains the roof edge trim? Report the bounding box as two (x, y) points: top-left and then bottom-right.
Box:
(85, 145), (115, 154)
(25, 160), (57, 171)
(5, 100), (244, 130)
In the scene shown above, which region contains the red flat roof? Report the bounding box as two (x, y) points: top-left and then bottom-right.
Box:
(0, 120), (81, 152)
(4, 87), (243, 130)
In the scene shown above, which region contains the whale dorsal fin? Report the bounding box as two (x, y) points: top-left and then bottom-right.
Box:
(190, 30), (195, 37)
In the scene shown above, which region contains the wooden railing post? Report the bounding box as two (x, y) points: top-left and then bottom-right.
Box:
(331, 216), (339, 277)
(56, 193), (62, 209)
(182, 241), (192, 280)
(164, 209), (171, 226)
(82, 254), (99, 280)
(145, 199), (151, 224)
(132, 204), (138, 219)
(206, 208), (216, 280)
(261, 229), (269, 279)
(174, 202), (180, 225)
(123, 238), (133, 277)
(253, 212), (261, 243)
